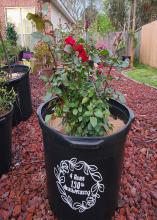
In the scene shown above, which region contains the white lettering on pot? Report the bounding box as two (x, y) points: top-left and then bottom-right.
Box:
(54, 158), (105, 213)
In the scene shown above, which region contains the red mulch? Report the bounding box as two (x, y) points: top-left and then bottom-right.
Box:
(0, 72), (157, 220)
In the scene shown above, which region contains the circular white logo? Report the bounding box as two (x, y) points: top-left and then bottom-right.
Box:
(54, 158), (105, 213)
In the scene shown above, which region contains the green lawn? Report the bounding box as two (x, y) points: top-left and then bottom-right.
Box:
(126, 63), (157, 88)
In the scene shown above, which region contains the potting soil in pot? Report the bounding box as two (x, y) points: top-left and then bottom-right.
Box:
(1, 65), (33, 126)
(47, 116), (125, 136)
(8, 72), (24, 81)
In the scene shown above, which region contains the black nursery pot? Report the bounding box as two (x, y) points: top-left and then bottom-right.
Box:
(37, 99), (134, 220)
(0, 106), (13, 177)
(2, 65), (33, 126)
(122, 55), (131, 62)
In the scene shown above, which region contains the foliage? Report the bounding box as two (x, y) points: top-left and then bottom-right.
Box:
(27, 3), (58, 68)
(83, 4), (98, 26)
(0, 20), (19, 69)
(104, 0), (129, 30)
(27, 3), (52, 32)
(0, 40), (20, 64)
(0, 22), (12, 76)
(6, 23), (18, 46)
(0, 75), (16, 115)
(136, 0), (157, 28)
(29, 2), (126, 137)
(89, 14), (115, 37)
(104, 0), (157, 31)
(33, 41), (53, 69)
(126, 63), (157, 88)
(41, 35), (126, 136)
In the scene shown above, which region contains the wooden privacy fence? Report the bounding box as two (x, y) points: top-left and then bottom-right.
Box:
(140, 20), (157, 68)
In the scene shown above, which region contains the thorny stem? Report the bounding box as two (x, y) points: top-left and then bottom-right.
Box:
(48, 44), (57, 69)
(103, 64), (113, 92)
(40, 1), (57, 70)
(90, 70), (101, 99)
(43, 25), (57, 69)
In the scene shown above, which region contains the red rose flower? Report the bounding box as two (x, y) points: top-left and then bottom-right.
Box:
(79, 50), (89, 62)
(73, 44), (84, 53)
(65, 36), (76, 46)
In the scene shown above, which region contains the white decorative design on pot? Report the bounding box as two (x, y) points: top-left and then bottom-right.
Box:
(54, 158), (105, 213)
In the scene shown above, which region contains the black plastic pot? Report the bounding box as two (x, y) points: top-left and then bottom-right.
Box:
(122, 56), (131, 62)
(2, 65), (33, 126)
(0, 106), (13, 177)
(37, 99), (134, 220)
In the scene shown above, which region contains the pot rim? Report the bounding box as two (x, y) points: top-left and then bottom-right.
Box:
(37, 98), (135, 141)
(0, 104), (13, 120)
(1, 65), (30, 84)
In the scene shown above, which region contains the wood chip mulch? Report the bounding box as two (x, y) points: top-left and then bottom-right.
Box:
(0, 71), (156, 220)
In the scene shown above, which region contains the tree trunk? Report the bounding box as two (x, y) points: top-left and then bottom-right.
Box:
(130, 0), (137, 67)
(126, 5), (131, 55)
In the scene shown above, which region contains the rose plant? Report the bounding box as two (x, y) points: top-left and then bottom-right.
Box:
(34, 3), (134, 219)
(41, 35), (125, 137)
(27, 3), (126, 137)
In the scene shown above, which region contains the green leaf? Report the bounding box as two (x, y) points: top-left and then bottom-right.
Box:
(85, 111), (92, 116)
(73, 109), (78, 115)
(82, 97), (89, 104)
(32, 31), (44, 39)
(64, 44), (73, 54)
(63, 105), (69, 112)
(42, 35), (52, 44)
(94, 110), (103, 118)
(99, 49), (109, 56)
(88, 89), (94, 97)
(78, 107), (82, 112)
(52, 87), (62, 95)
(79, 116), (82, 121)
(90, 117), (97, 127)
(92, 54), (101, 63)
(39, 75), (49, 82)
(27, 13), (45, 31)
(44, 92), (52, 102)
(73, 56), (80, 65)
(77, 38), (85, 43)
(26, 13), (33, 20)
(45, 114), (52, 124)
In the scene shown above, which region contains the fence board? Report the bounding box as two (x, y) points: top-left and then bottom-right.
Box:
(140, 20), (157, 68)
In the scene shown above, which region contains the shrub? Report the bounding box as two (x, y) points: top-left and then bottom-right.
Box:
(0, 75), (16, 115)
(6, 22), (18, 46)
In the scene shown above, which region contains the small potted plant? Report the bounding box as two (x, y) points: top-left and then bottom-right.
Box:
(0, 23), (32, 126)
(0, 77), (16, 177)
(29, 2), (134, 219)
(37, 35), (134, 219)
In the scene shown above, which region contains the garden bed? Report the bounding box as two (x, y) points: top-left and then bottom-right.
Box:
(0, 70), (156, 219)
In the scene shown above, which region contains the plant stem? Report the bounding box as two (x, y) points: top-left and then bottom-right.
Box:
(130, 0), (137, 67)
(103, 64), (113, 92)
(43, 26), (57, 69)
(48, 44), (57, 69)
